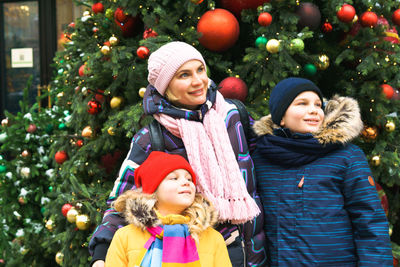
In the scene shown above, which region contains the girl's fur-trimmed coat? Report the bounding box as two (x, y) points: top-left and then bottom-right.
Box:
(252, 96), (393, 266)
(104, 189), (232, 267)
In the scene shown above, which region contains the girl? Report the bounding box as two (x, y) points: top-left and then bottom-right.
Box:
(104, 151), (231, 267)
(90, 41), (266, 267)
(252, 77), (393, 266)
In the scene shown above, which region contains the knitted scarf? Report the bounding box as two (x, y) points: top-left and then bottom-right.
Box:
(256, 128), (341, 167)
(135, 212), (201, 267)
(153, 92), (260, 224)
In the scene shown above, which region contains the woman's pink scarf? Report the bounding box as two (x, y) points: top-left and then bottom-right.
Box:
(154, 92), (260, 224)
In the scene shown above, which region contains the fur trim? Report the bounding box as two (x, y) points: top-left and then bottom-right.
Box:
(252, 95), (363, 145)
(113, 188), (218, 237)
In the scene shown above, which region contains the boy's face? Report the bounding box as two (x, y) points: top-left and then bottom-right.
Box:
(155, 169), (196, 215)
(280, 91), (324, 134)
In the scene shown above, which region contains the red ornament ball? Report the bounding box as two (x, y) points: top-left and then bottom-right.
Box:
(55, 151), (68, 164)
(197, 8), (240, 52)
(143, 28), (158, 39)
(392, 9), (400, 26)
(95, 90), (105, 103)
(220, 0), (270, 17)
(137, 46), (150, 59)
(76, 139), (84, 147)
(91, 3), (104, 14)
(360, 11), (378, 27)
(114, 7), (128, 23)
(61, 203), (73, 217)
(87, 100), (101, 114)
(26, 124), (37, 133)
(321, 22), (333, 33)
(218, 77), (248, 102)
(381, 84), (394, 99)
(114, 8), (141, 38)
(68, 22), (75, 28)
(78, 64), (86, 77)
(258, 12), (272, 26)
(336, 4), (356, 23)
(296, 2), (321, 30)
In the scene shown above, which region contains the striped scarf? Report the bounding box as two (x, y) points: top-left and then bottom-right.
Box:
(135, 212), (201, 267)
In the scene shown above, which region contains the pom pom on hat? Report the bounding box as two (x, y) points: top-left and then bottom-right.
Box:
(269, 77), (324, 125)
(147, 41), (207, 96)
(134, 151), (197, 194)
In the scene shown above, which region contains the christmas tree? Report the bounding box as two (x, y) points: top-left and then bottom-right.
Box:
(0, 77), (63, 266)
(44, 0), (400, 266)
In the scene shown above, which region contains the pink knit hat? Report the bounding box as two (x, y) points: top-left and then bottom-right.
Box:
(147, 41), (207, 96)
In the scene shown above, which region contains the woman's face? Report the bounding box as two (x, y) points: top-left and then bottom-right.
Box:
(165, 60), (208, 110)
(280, 91), (324, 134)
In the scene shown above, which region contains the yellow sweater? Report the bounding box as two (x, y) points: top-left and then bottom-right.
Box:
(105, 224), (232, 267)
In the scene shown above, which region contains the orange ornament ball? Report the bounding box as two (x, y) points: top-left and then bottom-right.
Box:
(381, 84), (394, 99)
(55, 151), (68, 164)
(258, 12), (272, 26)
(197, 8), (239, 52)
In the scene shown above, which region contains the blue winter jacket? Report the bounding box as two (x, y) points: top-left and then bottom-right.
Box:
(252, 96), (393, 266)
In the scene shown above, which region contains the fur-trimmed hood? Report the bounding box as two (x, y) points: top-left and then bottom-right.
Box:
(253, 95), (363, 145)
(113, 189), (218, 239)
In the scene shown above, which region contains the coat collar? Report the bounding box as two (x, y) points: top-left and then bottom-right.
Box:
(113, 189), (218, 235)
(253, 95), (363, 145)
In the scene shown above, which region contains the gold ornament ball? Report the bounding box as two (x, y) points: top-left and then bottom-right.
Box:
(83, 10), (91, 17)
(139, 87), (146, 98)
(101, 45), (111, 55)
(385, 121), (395, 132)
(107, 127), (115, 136)
(316, 54), (330, 70)
(371, 155), (381, 166)
(66, 208), (79, 223)
(76, 214), (90, 230)
(266, 39), (280, 53)
(82, 126), (93, 138)
(55, 251), (64, 265)
(110, 96), (123, 109)
(109, 36), (119, 46)
(45, 219), (55, 231)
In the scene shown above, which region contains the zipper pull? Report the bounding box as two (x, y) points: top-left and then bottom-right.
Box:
(298, 176), (304, 188)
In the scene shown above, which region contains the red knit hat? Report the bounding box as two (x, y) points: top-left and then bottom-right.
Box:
(134, 151), (197, 194)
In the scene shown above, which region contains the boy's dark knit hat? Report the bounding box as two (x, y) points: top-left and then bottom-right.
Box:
(134, 151), (197, 194)
(269, 77), (324, 125)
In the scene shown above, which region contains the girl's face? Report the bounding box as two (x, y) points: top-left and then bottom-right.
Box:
(165, 60), (208, 110)
(155, 169), (196, 216)
(280, 91), (324, 134)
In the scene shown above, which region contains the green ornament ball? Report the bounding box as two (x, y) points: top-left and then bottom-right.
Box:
(41, 207), (46, 214)
(45, 124), (54, 134)
(58, 123), (67, 130)
(60, 59), (64, 64)
(48, 186), (53, 192)
(255, 36), (268, 49)
(0, 165), (7, 173)
(42, 156), (50, 163)
(304, 63), (317, 76)
(290, 38), (304, 53)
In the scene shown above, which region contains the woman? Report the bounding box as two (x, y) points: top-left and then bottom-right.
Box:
(252, 77), (393, 266)
(89, 41), (267, 267)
